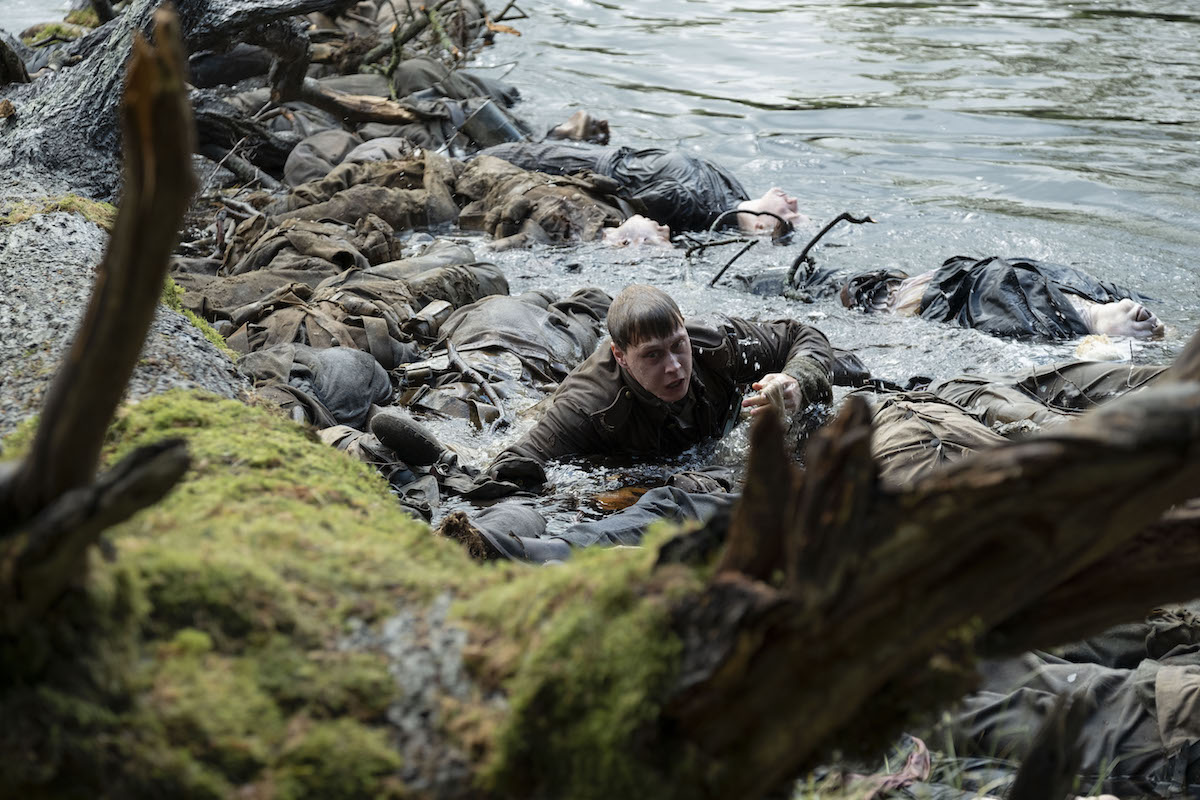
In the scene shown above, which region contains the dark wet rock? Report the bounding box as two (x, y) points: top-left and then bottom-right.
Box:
(0, 35), (30, 87)
(0, 212), (246, 437)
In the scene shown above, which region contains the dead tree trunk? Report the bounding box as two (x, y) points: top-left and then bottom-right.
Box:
(641, 353), (1200, 799)
(0, 0), (358, 198)
(0, 8), (195, 631)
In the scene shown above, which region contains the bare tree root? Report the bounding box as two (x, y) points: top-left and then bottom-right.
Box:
(660, 334), (1200, 798)
(0, 8), (196, 631)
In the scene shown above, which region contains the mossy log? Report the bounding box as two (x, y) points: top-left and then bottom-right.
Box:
(648, 336), (1200, 799)
(5, 336), (1200, 798)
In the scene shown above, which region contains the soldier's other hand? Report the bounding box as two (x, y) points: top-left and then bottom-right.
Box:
(742, 372), (802, 417)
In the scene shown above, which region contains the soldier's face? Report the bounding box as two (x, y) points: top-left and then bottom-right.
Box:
(612, 325), (693, 403)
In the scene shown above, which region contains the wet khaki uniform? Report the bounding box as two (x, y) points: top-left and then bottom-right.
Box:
(485, 315), (835, 488)
(951, 604), (1200, 796)
(867, 361), (1169, 487)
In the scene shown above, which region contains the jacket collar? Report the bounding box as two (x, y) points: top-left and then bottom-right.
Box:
(593, 361), (707, 434)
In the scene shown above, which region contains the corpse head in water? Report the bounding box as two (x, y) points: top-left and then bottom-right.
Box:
(602, 214), (673, 247)
(735, 187), (809, 235)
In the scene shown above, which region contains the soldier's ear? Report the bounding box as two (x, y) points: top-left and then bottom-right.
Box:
(611, 343), (628, 368)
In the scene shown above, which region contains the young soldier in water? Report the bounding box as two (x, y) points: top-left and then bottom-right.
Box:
(479, 283), (836, 491)
(437, 284), (834, 562)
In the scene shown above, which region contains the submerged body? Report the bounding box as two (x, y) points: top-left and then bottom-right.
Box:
(840, 256), (1166, 341)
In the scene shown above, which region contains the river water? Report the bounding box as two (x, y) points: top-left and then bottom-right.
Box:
(7, 0), (1200, 524)
(3, 0), (70, 35)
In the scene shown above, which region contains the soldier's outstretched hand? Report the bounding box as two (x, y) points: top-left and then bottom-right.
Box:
(742, 372), (802, 417)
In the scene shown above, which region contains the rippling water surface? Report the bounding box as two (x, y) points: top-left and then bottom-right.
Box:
(3, 0), (69, 34)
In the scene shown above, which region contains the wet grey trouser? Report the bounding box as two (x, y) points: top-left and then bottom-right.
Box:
(470, 486), (737, 564)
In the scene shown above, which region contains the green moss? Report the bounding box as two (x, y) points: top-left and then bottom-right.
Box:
(136, 548), (305, 644)
(0, 415), (38, 461)
(151, 646), (283, 780)
(276, 719), (406, 800)
(0, 196), (117, 230)
(21, 21), (88, 46)
(103, 391), (477, 606)
(0, 390), (487, 798)
(161, 276), (238, 361)
(456, 534), (704, 800)
(254, 637), (399, 720)
(65, 7), (101, 27)
(1, 388), (715, 799)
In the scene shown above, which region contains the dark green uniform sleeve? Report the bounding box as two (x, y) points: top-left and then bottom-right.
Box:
(485, 379), (609, 488)
(722, 316), (835, 407)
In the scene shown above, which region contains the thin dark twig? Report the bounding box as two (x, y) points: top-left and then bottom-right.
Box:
(710, 239), (760, 287)
(708, 208), (793, 238)
(446, 341), (508, 430)
(495, 0), (524, 21)
(686, 236), (752, 259)
(787, 212), (876, 287)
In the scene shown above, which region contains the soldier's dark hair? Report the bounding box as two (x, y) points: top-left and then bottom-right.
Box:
(607, 284), (685, 351)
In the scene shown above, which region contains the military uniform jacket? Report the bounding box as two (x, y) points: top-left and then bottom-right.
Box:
(487, 315), (834, 486)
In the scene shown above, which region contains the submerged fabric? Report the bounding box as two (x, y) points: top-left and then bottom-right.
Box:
(919, 255), (1151, 340)
(929, 361), (1167, 428)
(480, 142), (749, 231)
(436, 288), (612, 381)
(392, 55), (520, 108)
(240, 343), (392, 429)
(469, 487), (736, 564)
(455, 154), (627, 241)
(867, 392), (1006, 487)
(956, 623), (1200, 798)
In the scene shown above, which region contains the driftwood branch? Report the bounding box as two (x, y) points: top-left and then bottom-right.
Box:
(0, 8), (195, 629)
(198, 142), (284, 190)
(297, 77), (423, 124)
(5, 439), (190, 629)
(984, 500), (1200, 653)
(787, 211), (876, 286)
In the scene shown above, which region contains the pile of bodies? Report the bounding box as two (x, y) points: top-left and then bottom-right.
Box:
(140, 2), (1192, 796)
